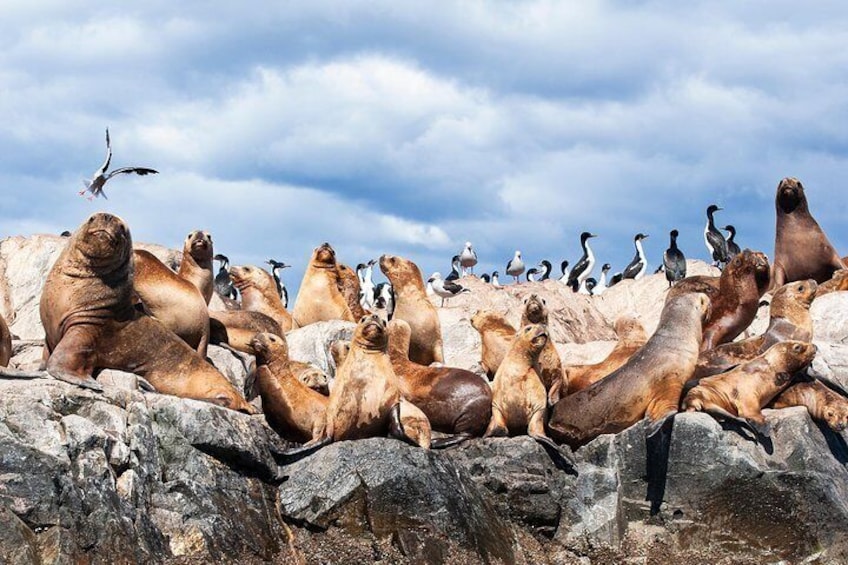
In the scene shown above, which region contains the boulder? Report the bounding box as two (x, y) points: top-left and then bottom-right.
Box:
(285, 320), (356, 379)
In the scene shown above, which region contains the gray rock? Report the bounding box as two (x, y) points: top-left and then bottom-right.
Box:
(286, 320), (356, 379)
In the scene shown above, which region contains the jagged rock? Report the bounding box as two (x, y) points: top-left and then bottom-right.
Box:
(286, 320), (356, 378)
(810, 292), (848, 390)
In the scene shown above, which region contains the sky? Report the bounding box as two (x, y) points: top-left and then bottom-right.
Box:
(2, 1), (848, 298)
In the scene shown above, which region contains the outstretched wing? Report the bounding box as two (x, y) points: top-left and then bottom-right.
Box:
(106, 167), (159, 179)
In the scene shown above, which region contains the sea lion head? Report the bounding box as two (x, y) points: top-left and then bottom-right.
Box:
(613, 315), (647, 344)
(774, 279), (817, 312)
(312, 242), (338, 269)
(766, 340), (817, 375)
(250, 332), (289, 365)
(184, 230), (213, 262)
(822, 396), (848, 432)
(776, 177), (808, 215)
(75, 213), (132, 269)
(354, 314), (388, 351)
(725, 249), (771, 295)
(294, 364), (329, 395)
(379, 254), (425, 289)
(522, 294), (548, 325)
(230, 265), (274, 293)
(520, 324), (549, 355)
(330, 339), (351, 368)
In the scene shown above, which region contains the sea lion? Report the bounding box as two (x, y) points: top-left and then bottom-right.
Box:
(209, 310), (282, 353)
(520, 294), (566, 403)
(471, 310), (515, 380)
(337, 263), (369, 320)
(379, 254), (444, 366)
(132, 249), (210, 357)
(325, 314), (430, 447)
(291, 243), (355, 327)
(177, 230), (215, 304)
(772, 177), (845, 288)
(669, 249), (770, 351)
(250, 332), (327, 444)
(694, 280), (816, 379)
(566, 316), (648, 394)
(289, 361), (330, 396)
(682, 341), (817, 431)
(387, 319), (492, 437)
(229, 265), (295, 332)
(548, 293), (711, 449)
(36, 213), (255, 413)
(0, 313), (10, 367)
(815, 269), (848, 298)
(329, 339), (351, 371)
(771, 380), (848, 432)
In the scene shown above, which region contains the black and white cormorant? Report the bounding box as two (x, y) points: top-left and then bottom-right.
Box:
(214, 254), (237, 300)
(428, 272), (470, 307)
(704, 204), (729, 268)
(594, 263), (611, 295)
(480, 273), (491, 283)
(724, 225), (741, 257)
(537, 260), (552, 281)
(356, 259), (377, 310)
(607, 272), (623, 287)
(445, 255), (462, 282)
(579, 277), (597, 295)
(265, 259), (291, 307)
(491, 271), (502, 287)
(622, 233), (649, 280)
(374, 282), (395, 320)
(526, 268), (539, 282)
(558, 261), (570, 285)
(506, 251), (525, 283)
(663, 229), (686, 287)
(567, 232), (597, 291)
(459, 241), (478, 276)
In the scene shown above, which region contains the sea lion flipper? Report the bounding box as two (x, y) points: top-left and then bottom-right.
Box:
(702, 406), (760, 441)
(274, 437), (332, 466)
(644, 411), (675, 515)
(529, 434), (578, 475)
(137, 377), (157, 392)
(430, 433), (473, 450)
(0, 367), (50, 380)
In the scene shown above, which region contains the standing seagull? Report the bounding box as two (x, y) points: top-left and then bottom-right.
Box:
(428, 272), (470, 307)
(214, 254), (237, 300)
(622, 233), (649, 280)
(704, 204), (729, 268)
(724, 225), (741, 257)
(80, 128), (158, 200)
(567, 232), (598, 291)
(558, 261), (570, 285)
(505, 251), (525, 283)
(594, 263), (611, 295)
(663, 229), (687, 287)
(445, 255), (462, 282)
(459, 242), (478, 276)
(266, 259), (291, 307)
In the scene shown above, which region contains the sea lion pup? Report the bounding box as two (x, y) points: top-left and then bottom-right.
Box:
(209, 310), (282, 353)
(132, 249), (210, 357)
(379, 254), (444, 366)
(772, 177), (845, 288)
(387, 319), (492, 438)
(815, 269), (848, 298)
(177, 230), (215, 304)
(566, 316), (648, 394)
(250, 332), (327, 444)
(471, 310), (516, 380)
(229, 265), (295, 332)
(325, 314), (430, 447)
(291, 243), (355, 327)
(0, 313), (10, 367)
(520, 294), (566, 403)
(289, 361), (329, 396)
(337, 263), (369, 319)
(33, 213), (255, 413)
(770, 380), (848, 432)
(682, 341), (817, 434)
(669, 249), (770, 352)
(548, 293), (711, 449)
(694, 280), (816, 379)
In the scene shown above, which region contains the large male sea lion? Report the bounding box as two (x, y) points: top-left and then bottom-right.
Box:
(133, 249), (210, 357)
(520, 294), (566, 403)
(772, 177), (845, 288)
(548, 293), (710, 448)
(669, 249), (769, 351)
(337, 264), (369, 320)
(470, 310), (515, 380)
(229, 265), (295, 332)
(379, 254), (444, 366)
(291, 243), (355, 327)
(36, 213), (255, 413)
(771, 380), (848, 432)
(566, 316), (648, 394)
(177, 230), (215, 304)
(387, 319), (491, 437)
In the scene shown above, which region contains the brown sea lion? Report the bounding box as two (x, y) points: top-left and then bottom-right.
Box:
(0, 313), (10, 367)
(682, 341), (816, 432)
(291, 243), (355, 327)
(520, 294), (566, 403)
(379, 254), (444, 366)
(132, 249), (210, 357)
(229, 265), (295, 332)
(770, 380), (848, 432)
(548, 293), (710, 449)
(694, 280), (816, 379)
(250, 332), (327, 444)
(470, 310), (515, 380)
(387, 319), (492, 437)
(35, 213), (255, 413)
(566, 316), (648, 394)
(209, 310), (282, 353)
(815, 269), (848, 298)
(772, 177), (845, 288)
(669, 249), (770, 351)
(289, 361), (329, 396)
(177, 230), (215, 304)
(325, 314), (429, 447)
(337, 263), (369, 320)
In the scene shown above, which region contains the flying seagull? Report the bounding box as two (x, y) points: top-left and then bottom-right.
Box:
(79, 128), (158, 200)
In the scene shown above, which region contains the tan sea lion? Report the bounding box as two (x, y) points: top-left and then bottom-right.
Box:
(329, 339), (351, 371)
(291, 243), (355, 327)
(132, 249), (210, 357)
(177, 230), (215, 304)
(289, 361), (329, 396)
(770, 380), (848, 432)
(470, 310), (515, 380)
(337, 263), (369, 320)
(548, 293), (711, 449)
(209, 310), (282, 353)
(34, 213), (255, 413)
(379, 254), (444, 366)
(520, 294), (566, 403)
(387, 319), (492, 437)
(682, 341), (817, 432)
(815, 269), (848, 298)
(566, 316), (648, 394)
(250, 332), (327, 444)
(694, 280), (816, 379)
(229, 265), (295, 332)
(0, 313), (10, 367)
(772, 177), (845, 288)
(669, 249), (770, 351)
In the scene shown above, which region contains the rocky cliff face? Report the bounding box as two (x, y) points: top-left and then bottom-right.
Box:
(1, 236), (847, 564)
